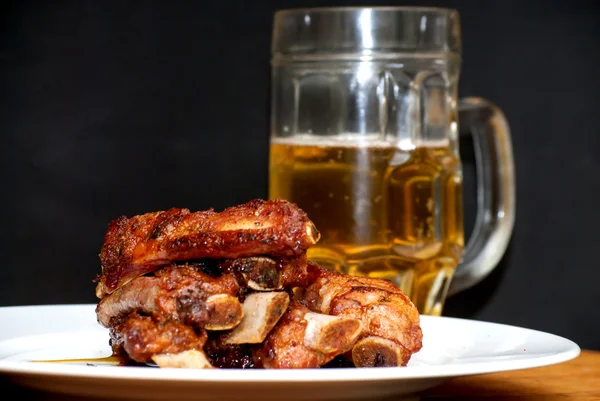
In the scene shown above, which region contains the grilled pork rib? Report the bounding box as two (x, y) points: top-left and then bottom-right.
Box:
(96, 255), (313, 328)
(297, 262), (423, 367)
(93, 199), (422, 369)
(95, 199), (320, 297)
(96, 264), (241, 328)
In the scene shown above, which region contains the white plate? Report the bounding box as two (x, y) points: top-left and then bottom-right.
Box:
(0, 304), (580, 401)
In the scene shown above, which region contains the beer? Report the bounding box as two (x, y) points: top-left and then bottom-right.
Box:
(269, 135), (464, 315)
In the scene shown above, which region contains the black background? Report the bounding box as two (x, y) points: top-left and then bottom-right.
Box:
(2, 0), (599, 350)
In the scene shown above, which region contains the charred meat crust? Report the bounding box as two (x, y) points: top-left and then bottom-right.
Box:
(109, 312), (208, 364)
(96, 263), (241, 328)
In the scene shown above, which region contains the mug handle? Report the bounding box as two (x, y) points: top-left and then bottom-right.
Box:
(448, 97), (516, 296)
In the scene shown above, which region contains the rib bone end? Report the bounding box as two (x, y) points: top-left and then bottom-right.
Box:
(351, 336), (410, 368)
(205, 294), (244, 331)
(151, 349), (214, 369)
(240, 257), (282, 291)
(303, 312), (363, 354)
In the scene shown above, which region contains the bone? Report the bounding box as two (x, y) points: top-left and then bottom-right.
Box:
(204, 294), (244, 330)
(223, 292), (290, 344)
(228, 257), (283, 291)
(151, 349), (214, 369)
(351, 336), (410, 367)
(303, 312), (363, 354)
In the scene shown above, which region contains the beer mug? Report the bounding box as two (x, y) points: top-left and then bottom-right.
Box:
(268, 7), (515, 315)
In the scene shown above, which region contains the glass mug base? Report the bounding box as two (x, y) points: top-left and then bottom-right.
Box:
(306, 246), (457, 316)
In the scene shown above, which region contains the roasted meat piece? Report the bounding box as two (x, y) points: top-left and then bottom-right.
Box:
(296, 262), (423, 367)
(254, 302), (363, 369)
(252, 263), (422, 369)
(95, 199), (320, 297)
(109, 312), (208, 364)
(96, 263), (243, 329)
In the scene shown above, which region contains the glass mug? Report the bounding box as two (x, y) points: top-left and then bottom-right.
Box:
(268, 7), (515, 315)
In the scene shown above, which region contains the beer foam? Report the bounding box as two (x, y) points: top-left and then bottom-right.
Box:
(271, 134), (449, 149)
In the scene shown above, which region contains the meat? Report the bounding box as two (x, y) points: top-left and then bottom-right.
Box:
(254, 303), (363, 368)
(93, 199), (422, 369)
(204, 334), (256, 369)
(109, 312), (208, 363)
(95, 199), (320, 297)
(296, 262), (423, 367)
(96, 276), (160, 327)
(254, 303), (327, 369)
(96, 264), (241, 328)
(152, 264), (241, 328)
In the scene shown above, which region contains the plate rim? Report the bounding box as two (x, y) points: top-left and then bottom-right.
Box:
(0, 303), (582, 383)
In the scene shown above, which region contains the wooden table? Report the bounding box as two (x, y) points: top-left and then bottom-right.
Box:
(2, 350), (599, 400)
(418, 349), (600, 400)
